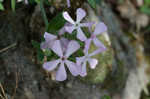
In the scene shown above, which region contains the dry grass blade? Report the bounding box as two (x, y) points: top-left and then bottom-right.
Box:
(0, 43), (17, 54)
(0, 94), (5, 99)
(0, 83), (8, 99)
(11, 72), (19, 99)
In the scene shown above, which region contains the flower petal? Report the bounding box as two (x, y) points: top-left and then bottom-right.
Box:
(63, 12), (75, 24)
(89, 48), (105, 57)
(43, 59), (60, 71)
(94, 22), (107, 35)
(65, 60), (79, 76)
(25, 0), (28, 4)
(67, 0), (71, 8)
(76, 8), (86, 23)
(80, 61), (87, 77)
(40, 42), (50, 50)
(84, 39), (92, 54)
(44, 32), (57, 41)
(56, 62), (67, 81)
(40, 40), (55, 50)
(77, 28), (87, 41)
(59, 22), (72, 35)
(80, 22), (94, 28)
(60, 38), (69, 53)
(93, 38), (106, 49)
(88, 58), (98, 69)
(76, 56), (85, 65)
(65, 40), (80, 57)
(51, 40), (63, 57)
(65, 26), (75, 33)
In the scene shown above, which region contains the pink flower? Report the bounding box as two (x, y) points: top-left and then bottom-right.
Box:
(63, 8), (93, 41)
(43, 40), (80, 81)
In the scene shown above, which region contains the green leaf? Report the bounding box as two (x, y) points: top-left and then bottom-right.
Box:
(102, 95), (111, 99)
(48, 13), (66, 33)
(35, 0), (41, 4)
(31, 40), (44, 61)
(32, 40), (41, 49)
(44, 0), (51, 5)
(0, 2), (4, 10)
(87, 0), (96, 9)
(44, 49), (52, 56)
(145, 0), (150, 6)
(37, 49), (44, 61)
(140, 5), (150, 15)
(11, 0), (16, 12)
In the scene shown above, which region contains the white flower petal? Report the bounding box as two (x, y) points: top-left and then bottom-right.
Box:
(63, 12), (75, 24)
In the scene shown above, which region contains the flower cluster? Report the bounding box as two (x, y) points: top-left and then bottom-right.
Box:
(41, 8), (107, 81)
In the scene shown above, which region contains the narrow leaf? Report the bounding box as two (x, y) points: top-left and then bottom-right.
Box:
(37, 49), (44, 61)
(0, 2), (4, 10)
(140, 5), (150, 15)
(32, 40), (41, 49)
(11, 0), (16, 12)
(87, 0), (96, 9)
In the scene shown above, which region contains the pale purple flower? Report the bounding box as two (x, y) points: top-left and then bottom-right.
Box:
(76, 36), (106, 77)
(76, 50), (99, 77)
(63, 8), (93, 41)
(43, 40), (80, 81)
(40, 25), (68, 50)
(40, 32), (57, 50)
(58, 22), (71, 35)
(67, 0), (71, 8)
(41, 32), (69, 53)
(85, 22), (107, 50)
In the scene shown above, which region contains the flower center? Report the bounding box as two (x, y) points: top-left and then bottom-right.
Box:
(75, 22), (80, 28)
(85, 54), (90, 60)
(56, 35), (61, 40)
(61, 56), (67, 61)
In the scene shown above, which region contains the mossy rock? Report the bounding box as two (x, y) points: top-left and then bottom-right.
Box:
(80, 34), (113, 84)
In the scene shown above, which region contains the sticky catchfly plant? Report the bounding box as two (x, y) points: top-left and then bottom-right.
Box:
(43, 40), (80, 81)
(40, 6), (108, 81)
(63, 8), (93, 41)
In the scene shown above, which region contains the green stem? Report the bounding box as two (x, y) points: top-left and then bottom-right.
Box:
(40, 0), (49, 31)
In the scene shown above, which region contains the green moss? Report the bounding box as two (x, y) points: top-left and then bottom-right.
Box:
(80, 34), (113, 84)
